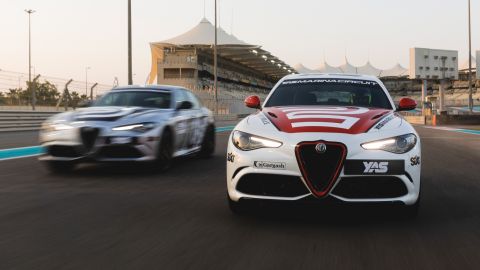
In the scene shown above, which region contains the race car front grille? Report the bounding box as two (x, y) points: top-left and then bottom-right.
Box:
(295, 141), (347, 198)
(80, 127), (99, 151)
(236, 174), (310, 197)
(97, 145), (143, 159)
(331, 176), (408, 199)
(47, 145), (82, 158)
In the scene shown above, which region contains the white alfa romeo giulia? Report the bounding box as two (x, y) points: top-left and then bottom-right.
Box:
(226, 74), (421, 216)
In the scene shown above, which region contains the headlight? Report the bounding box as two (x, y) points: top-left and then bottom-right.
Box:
(41, 122), (73, 132)
(112, 123), (156, 132)
(361, 133), (417, 154)
(232, 130), (282, 151)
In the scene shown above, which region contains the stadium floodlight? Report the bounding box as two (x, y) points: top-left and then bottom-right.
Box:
(251, 50), (258, 54)
(128, 0), (132, 85)
(283, 67), (287, 70)
(262, 55), (268, 59)
(25, 9), (36, 110)
(468, 0), (473, 112)
(270, 60), (275, 63)
(277, 64), (281, 67)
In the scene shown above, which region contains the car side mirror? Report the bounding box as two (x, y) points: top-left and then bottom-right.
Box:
(397, 97), (417, 111)
(78, 100), (93, 108)
(176, 101), (193, 110)
(245, 95), (261, 110)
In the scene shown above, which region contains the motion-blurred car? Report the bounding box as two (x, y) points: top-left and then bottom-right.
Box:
(226, 74), (421, 216)
(39, 85), (215, 172)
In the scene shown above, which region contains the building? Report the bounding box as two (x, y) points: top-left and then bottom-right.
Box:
(409, 48), (458, 80)
(148, 18), (295, 94)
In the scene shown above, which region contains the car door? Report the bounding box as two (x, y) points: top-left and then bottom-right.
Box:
(173, 90), (193, 151)
(185, 91), (207, 149)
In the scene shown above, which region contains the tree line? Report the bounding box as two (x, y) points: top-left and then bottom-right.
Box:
(0, 80), (89, 108)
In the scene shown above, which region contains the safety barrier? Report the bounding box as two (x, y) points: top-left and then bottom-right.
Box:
(0, 110), (248, 133)
(404, 116), (426, 125)
(0, 111), (57, 132)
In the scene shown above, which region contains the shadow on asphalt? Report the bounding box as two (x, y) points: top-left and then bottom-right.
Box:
(229, 200), (419, 227)
(43, 154), (223, 179)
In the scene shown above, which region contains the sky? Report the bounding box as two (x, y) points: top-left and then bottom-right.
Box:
(0, 0), (479, 86)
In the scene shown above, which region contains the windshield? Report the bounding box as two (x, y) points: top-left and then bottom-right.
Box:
(265, 79), (393, 109)
(94, 91), (172, 109)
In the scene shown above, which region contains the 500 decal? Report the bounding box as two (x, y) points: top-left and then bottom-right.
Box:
(410, 156), (420, 166)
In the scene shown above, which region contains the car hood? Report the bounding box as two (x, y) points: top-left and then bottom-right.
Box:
(49, 106), (174, 124)
(253, 106), (402, 135)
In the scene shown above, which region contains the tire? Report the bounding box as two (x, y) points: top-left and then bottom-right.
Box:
(401, 195), (421, 219)
(45, 161), (75, 174)
(228, 195), (247, 214)
(199, 125), (215, 158)
(156, 129), (173, 171)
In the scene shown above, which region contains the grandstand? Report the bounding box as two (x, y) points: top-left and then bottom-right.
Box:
(148, 18), (295, 98)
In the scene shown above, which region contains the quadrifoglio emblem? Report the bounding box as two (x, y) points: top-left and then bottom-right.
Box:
(254, 161), (286, 170)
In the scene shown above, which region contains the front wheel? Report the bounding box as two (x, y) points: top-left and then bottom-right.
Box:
(227, 195), (248, 214)
(401, 195), (421, 219)
(45, 161), (75, 174)
(156, 129), (173, 171)
(199, 125), (215, 158)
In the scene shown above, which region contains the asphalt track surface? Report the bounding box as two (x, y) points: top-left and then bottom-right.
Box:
(0, 126), (479, 269)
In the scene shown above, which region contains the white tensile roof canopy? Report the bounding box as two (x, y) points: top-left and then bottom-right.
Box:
(459, 55), (476, 70)
(295, 59), (409, 78)
(379, 63), (409, 78)
(150, 18), (440, 80)
(160, 18), (249, 46)
(150, 18), (295, 80)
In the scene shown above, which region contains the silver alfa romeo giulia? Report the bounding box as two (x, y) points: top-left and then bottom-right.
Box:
(39, 85), (215, 172)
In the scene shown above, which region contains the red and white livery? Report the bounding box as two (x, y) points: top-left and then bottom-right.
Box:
(226, 74), (421, 216)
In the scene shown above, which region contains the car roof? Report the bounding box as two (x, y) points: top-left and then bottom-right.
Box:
(282, 73), (380, 82)
(111, 84), (187, 92)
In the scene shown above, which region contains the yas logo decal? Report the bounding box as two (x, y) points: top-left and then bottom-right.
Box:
(363, 161), (389, 173)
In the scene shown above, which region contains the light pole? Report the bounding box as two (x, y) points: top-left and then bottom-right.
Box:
(127, 0), (133, 85)
(214, 0), (218, 111)
(85, 67), (91, 96)
(468, 0), (473, 112)
(25, 9), (36, 110)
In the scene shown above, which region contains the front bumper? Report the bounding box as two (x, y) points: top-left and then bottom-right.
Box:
(226, 137), (421, 206)
(39, 127), (160, 162)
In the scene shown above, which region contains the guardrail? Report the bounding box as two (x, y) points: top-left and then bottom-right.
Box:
(403, 116), (426, 125)
(0, 110), (247, 133)
(0, 111), (57, 132)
